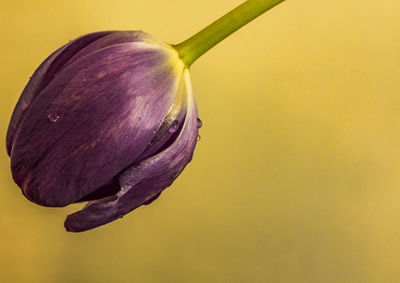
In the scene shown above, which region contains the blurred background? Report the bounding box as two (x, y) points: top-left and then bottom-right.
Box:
(1, 0), (400, 282)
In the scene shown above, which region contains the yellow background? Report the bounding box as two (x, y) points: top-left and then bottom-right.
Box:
(1, 0), (400, 282)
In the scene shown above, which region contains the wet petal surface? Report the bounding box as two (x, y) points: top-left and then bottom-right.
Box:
(6, 31), (113, 155)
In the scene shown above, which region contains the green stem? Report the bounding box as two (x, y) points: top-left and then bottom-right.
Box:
(174, 0), (286, 67)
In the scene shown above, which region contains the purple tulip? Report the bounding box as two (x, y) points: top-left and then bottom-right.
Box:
(6, 31), (201, 232)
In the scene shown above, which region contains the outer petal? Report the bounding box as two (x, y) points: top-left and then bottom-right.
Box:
(75, 56), (189, 203)
(11, 41), (184, 207)
(64, 70), (199, 232)
(6, 31), (113, 155)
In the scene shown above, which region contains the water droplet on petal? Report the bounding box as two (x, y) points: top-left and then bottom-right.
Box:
(197, 135), (201, 141)
(169, 120), (179, 133)
(48, 113), (60, 123)
(118, 214), (124, 219)
(196, 118), (203, 128)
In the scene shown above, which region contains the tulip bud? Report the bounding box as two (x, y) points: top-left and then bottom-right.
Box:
(7, 0), (287, 232)
(7, 31), (201, 232)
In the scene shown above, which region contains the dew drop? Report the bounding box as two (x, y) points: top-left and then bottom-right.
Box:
(197, 135), (201, 141)
(196, 118), (203, 128)
(118, 214), (124, 219)
(169, 120), (179, 133)
(48, 113), (60, 123)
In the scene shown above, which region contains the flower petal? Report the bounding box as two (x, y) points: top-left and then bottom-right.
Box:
(11, 42), (184, 207)
(64, 70), (199, 232)
(60, 31), (166, 72)
(6, 31), (113, 156)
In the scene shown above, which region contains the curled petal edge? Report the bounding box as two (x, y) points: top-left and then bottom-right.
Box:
(64, 69), (199, 232)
